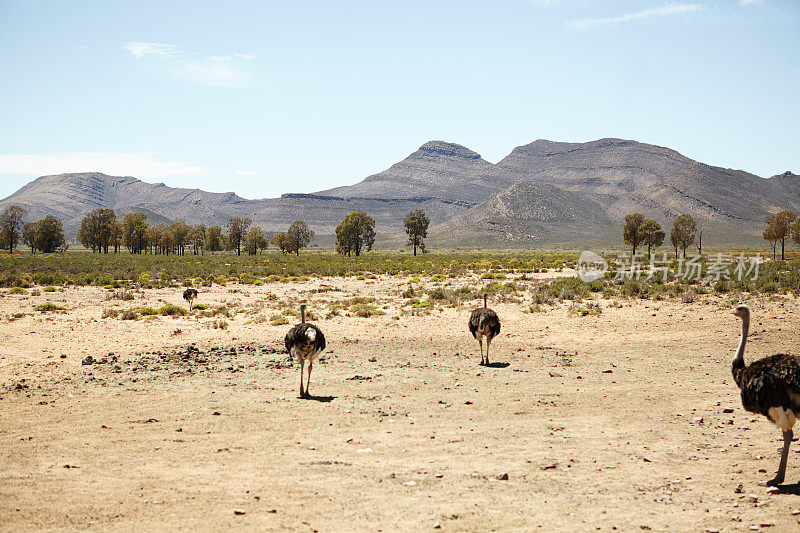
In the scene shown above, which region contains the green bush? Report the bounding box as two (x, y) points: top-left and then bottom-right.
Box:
(35, 302), (65, 312)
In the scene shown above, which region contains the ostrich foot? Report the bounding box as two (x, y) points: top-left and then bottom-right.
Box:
(766, 475), (784, 487)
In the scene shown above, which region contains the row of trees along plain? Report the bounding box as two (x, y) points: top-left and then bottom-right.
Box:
(623, 210), (800, 261)
(0, 205), (433, 256)
(4, 203), (795, 259)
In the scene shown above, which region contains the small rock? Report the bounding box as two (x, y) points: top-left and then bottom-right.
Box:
(233, 509), (246, 516)
(723, 408), (734, 413)
(81, 356), (94, 365)
(540, 463), (557, 470)
(766, 486), (780, 494)
(357, 448), (373, 453)
(212, 411), (221, 416)
(693, 417), (704, 423)
(792, 509), (800, 515)
(602, 369), (613, 374)
(734, 484), (744, 493)
(433, 521), (441, 529)
(747, 494), (759, 503)
(404, 481), (417, 487)
(497, 472), (509, 480)
(548, 371), (563, 378)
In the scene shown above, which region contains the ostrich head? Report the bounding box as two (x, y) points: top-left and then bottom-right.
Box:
(732, 304), (749, 320)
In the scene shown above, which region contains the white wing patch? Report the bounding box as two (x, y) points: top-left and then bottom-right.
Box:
(768, 406), (797, 432)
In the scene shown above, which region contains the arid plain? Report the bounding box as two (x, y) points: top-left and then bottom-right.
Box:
(2, 273), (800, 532)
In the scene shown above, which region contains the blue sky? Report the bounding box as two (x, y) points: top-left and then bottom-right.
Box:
(0, 0), (798, 200)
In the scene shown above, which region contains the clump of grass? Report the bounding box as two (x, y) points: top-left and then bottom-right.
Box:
(351, 303), (386, 318)
(133, 306), (158, 316)
(213, 319), (229, 329)
(35, 302), (65, 313)
(30, 289), (41, 296)
(158, 303), (188, 316)
(568, 302), (602, 317)
(270, 315), (289, 326)
(120, 309), (138, 320)
(107, 289), (134, 301)
(192, 303), (209, 310)
(10, 287), (26, 294)
(283, 308), (299, 316)
(43, 286), (57, 292)
(102, 309), (120, 319)
(265, 293), (278, 301)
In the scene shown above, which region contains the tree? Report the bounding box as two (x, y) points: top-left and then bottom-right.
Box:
(670, 214), (697, 257)
(190, 225), (206, 255)
(22, 221), (39, 253)
(226, 217), (252, 256)
(335, 211), (375, 257)
(206, 225), (223, 253)
(0, 205), (28, 253)
(764, 224), (779, 260)
(765, 210), (796, 261)
(146, 224), (162, 254)
(78, 208), (117, 253)
(286, 220), (314, 255)
(622, 213), (644, 256)
(271, 232), (290, 254)
(169, 219), (191, 255)
(122, 212), (149, 254)
(243, 226), (267, 255)
(638, 219), (665, 258)
(35, 216), (65, 253)
(404, 209), (430, 256)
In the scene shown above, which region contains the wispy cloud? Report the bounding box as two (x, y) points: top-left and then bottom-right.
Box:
(739, 0), (761, 5)
(124, 42), (183, 59)
(530, 0), (563, 7)
(235, 168), (298, 176)
(124, 43), (258, 88)
(0, 152), (206, 178)
(567, 3), (704, 31)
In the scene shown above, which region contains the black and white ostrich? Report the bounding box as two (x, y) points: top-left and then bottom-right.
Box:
(183, 288), (199, 310)
(468, 293), (501, 366)
(732, 304), (800, 486)
(284, 304), (326, 398)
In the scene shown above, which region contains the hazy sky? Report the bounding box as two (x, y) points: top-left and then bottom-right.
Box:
(1, 0), (798, 200)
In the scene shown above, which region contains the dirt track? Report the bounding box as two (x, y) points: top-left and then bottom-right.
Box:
(2, 277), (800, 532)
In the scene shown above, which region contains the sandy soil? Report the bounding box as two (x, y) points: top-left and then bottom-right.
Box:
(2, 275), (800, 532)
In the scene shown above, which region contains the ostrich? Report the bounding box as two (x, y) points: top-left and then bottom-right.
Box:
(183, 288), (199, 311)
(732, 304), (800, 486)
(284, 304), (326, 398)
(469, 293), (501, 366)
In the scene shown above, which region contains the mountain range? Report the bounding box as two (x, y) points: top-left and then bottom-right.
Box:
(1, 138), (797, 246)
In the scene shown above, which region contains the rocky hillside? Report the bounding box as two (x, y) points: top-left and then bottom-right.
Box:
(429, 181), (616, 246)
(1, 138), (797, 244)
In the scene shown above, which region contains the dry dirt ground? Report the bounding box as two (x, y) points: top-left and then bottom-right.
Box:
(2, 275), (800, 532)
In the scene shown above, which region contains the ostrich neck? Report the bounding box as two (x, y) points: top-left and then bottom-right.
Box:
(734, 316), (749, 366)
(301, 309), (306, 323)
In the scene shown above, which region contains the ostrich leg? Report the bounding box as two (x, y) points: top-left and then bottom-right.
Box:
(485, 338), (491, 366)
(478, 338), (484, 365)
(768, 429), (793, 486)
(306, 361), (313, 397)
(299, 358), (306, 398)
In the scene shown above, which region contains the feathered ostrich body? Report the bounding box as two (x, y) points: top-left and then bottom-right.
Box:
(183, 288), (199, 310)
(468, 293), (501, 366)
(732, 304), (800, 486)
(284, 304), (326, 398)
